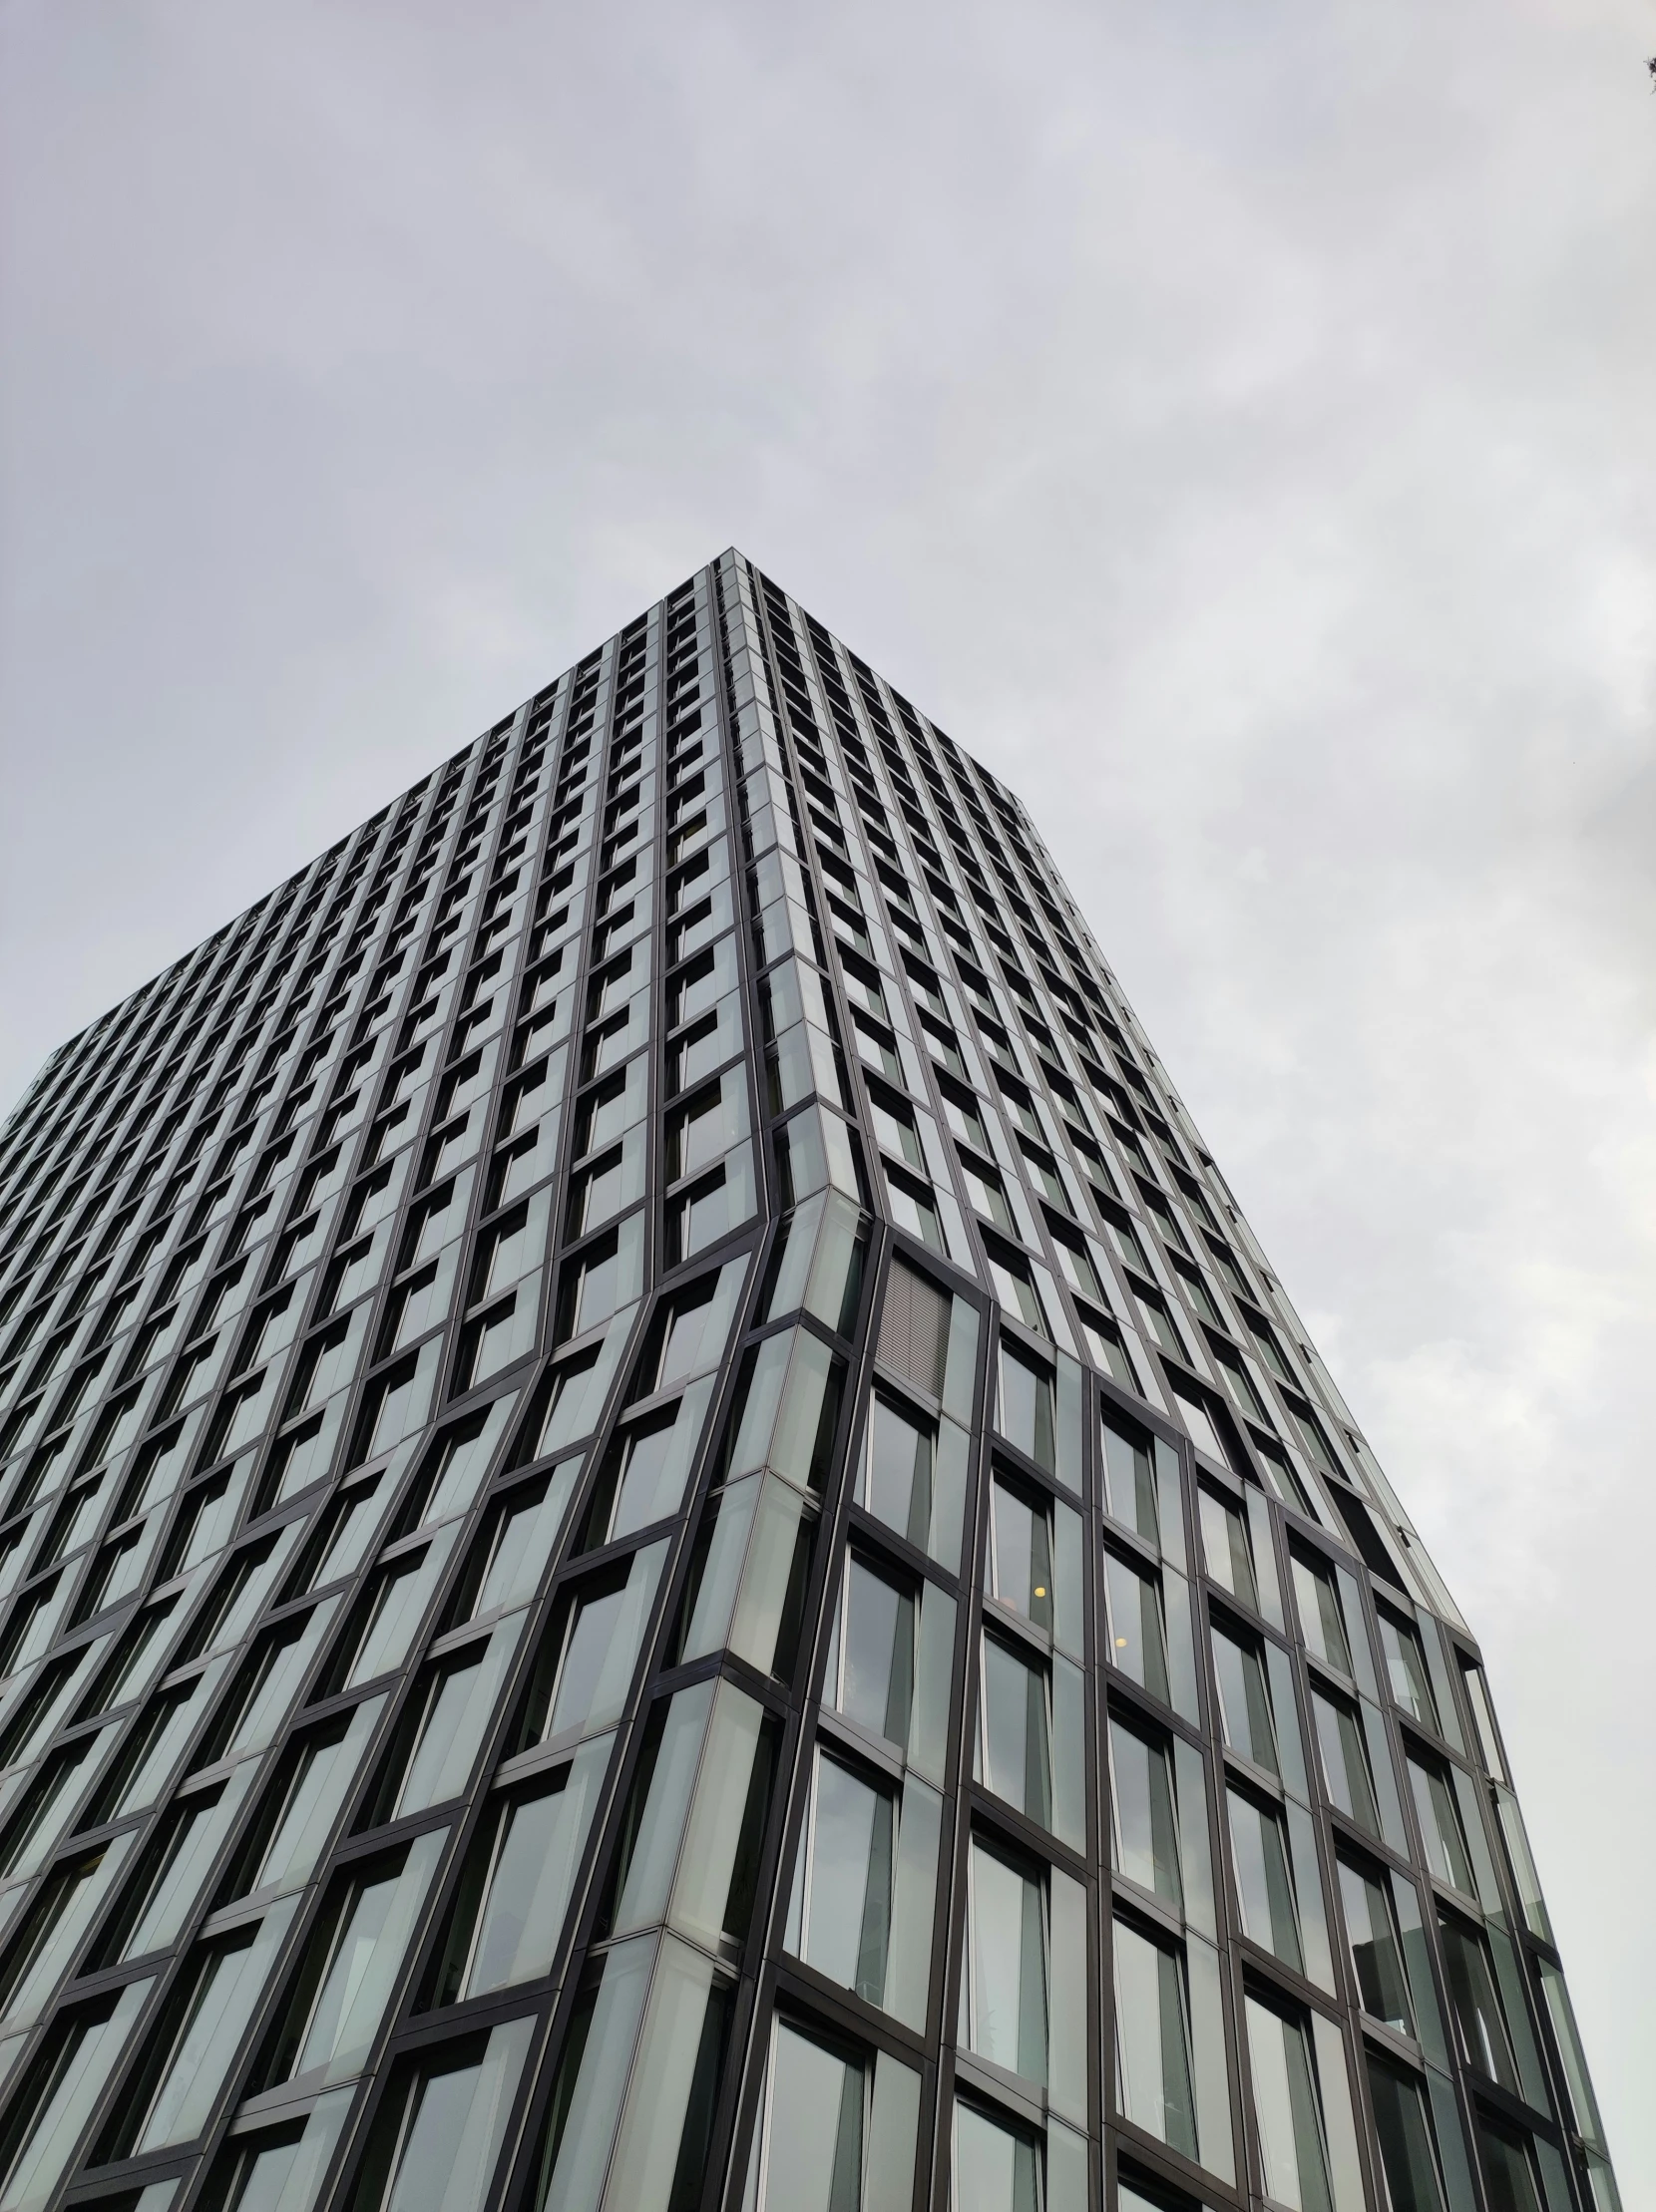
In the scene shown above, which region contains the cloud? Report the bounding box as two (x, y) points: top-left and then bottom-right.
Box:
(4, 0), (1654, 2183)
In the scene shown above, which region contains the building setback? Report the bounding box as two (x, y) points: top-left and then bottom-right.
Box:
(0, 552), (1619, 2212)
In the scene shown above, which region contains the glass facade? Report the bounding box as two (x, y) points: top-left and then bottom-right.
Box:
(0, 551), (1618, 2212)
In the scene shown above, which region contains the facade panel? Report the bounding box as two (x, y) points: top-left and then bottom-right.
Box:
(0, 553), (1618, 2212)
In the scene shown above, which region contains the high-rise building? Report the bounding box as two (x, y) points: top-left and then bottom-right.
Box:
(0, 552), (1617, 2212)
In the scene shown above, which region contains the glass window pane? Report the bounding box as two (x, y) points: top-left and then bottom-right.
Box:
(1366, 2056), (1446, 2212)
(596, 1936), (734, 2212)
(830, 1556), (914, 1748)
(1243, 1997), (1334, 2212)
(963, 1840), (1046, 2084)
(274, 1833), (445, 2087)
(371, 2016), (535, 2212)
(1108, 1719), (1181, 1909)
(952, 2100), (1040, 2212)
(1377, 1614), (1437, 1727)
(979, 1637), (1051, 1828)
(1200, 1492), (1256, 1611)
(861, 1397), (933, 1548)
(990, 1480), (1053, 1632)
(753, 2021), (865, 2212)
(210, 2086), (353, 2212)
(1312, 1690), (1379, 1836)
(1407, 1759), (1474, 1896)
(1226, 1791), (1302, 1972)
(136, 1908), (294, 2150)
(1112, 1918), (1196, 2159)
(1335, 1860), (1413, 2035)
(1210, 1624), (1276, 1774)
(460, 1741), (610, 2000)
(1476, 2117), (1544, 2212)
(0, 1979), (153, 2212)
(1101, 1421), (1158, 1546)
(1438, 1916), (1519, 2092)
(797, 1754), (893, 2007)
(1291, 1554), (1352, 1673)
(1105, 1552), (1169, 1704)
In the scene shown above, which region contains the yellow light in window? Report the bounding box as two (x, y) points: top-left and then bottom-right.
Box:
(1115, 1636), (1128, 1648)
(1034, 1586), (1046, 1599)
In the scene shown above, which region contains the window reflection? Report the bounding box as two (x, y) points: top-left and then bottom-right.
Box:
(1291, 1552), (1351, 1674)
(961, 1838), (1046, 2084)
(1243, 1995), (1335, 2212)
(1108, 1718), (1181, 1908)
(1210, 1623), (1277, 1775)
(1113, 1918), (1196, 2158)
(1336, 1858), (1413, 2035)
(989, 1478), (1052, 1633)
(1226, 1789), (1302, 1972)
(1439, 1913), (1519, 2091)
(1104, 1551), (1169, 1705)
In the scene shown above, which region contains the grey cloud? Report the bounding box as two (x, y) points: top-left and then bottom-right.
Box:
(4, 0), (1654, 2184)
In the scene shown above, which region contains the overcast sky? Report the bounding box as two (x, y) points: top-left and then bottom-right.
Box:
(4, 0), (1654, 2190)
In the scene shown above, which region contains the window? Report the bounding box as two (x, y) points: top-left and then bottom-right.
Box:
(516, 1545), (668, 1752)
(428, 1738), (609, 2003)
(0, 1980), (155, 2212)
(667, 1077), (743, 1184)
(1476, 2115), (1545, 2212)
(1335, 1859), (1413, 2035)
(883, 1163), (944, 1254)
(1199, 1489), (1257, 1611)
(1135, 1288), (1184, 1360)
(1365, 2056), (1447, 2212)
(1376, 1610), (1437, 1728)
(1243, 1996), (1335, 2212)
(961, 1837), (1045, 2083)
(1104, 1551), (1170, 1705)
(867, 1088), (923, 1172)
(997, 1345), (1054, 1471)
(1227, 1789), (1302, 1972)
(1407, 1755), (1475, 1896)
(1074, 1302), (1135, 1392)
(786, 1750), (897, 2009)
(989, 1476), (1066, 1636)
(860, 1392), (937, 1549)
(224, 1702), (383, 1904)
(1100, 1419), (1158, 1546)
(985, 1245), (1044, 1333)
(1108, 1718), (1180, 1908)
(938, 1082), (989, 1153)
(1113, 1918), (1196, 2157)
(1438, 1914), (1519, 2091)
(1311, 1688), (1380, 1837)
(952, 2099), (1041, 2212)
(1457, 1658), (1506, 1783)
(1021, 1142), (1069, 1213)
(1171, 1260), (1222, 1328)
(109, 1909), (294, 2154)
(978, 1634), (1051, 1827)
(747, 2017), (920, 2212)
(447, 1462), (578, 1625)
(1210, 1622), (1277, 1775)
(348, 2018), (535, 2212)
(203, 2089), (354, 2212)
(259, 1834), (444, 2087)
(1207, 1336), (1266, 1421)
(960, 1153), (1014, 1232)
(1291, 1552), (1351, 1674)
(823, 1553), (916, 1750)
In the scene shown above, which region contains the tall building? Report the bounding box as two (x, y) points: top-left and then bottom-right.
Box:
(0, 552), (1617, 2212)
